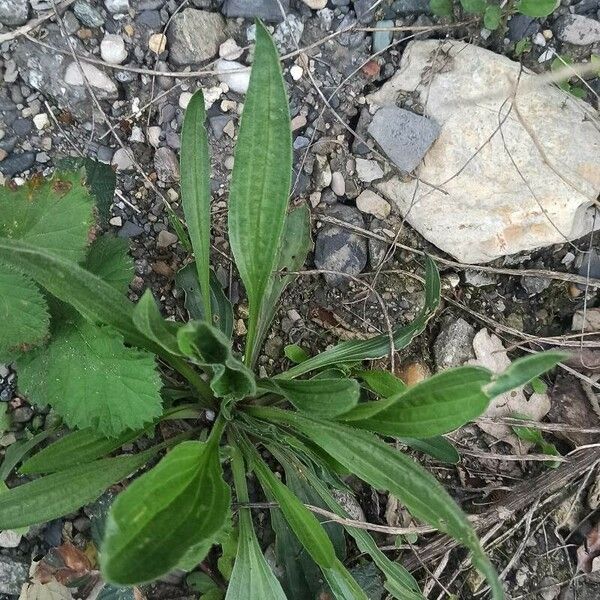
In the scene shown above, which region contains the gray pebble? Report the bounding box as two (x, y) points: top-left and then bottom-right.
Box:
(73, 0), (106, 27)
(434, 317), (476, 370)
(0, 151), (35, 177)
(0, 0), (30, 26)
(222, 0), (288, 22)
(0, 556), (28, 595)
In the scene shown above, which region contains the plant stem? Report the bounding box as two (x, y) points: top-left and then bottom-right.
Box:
(229, 436), (250, 504)
(164, 355), (216, 409)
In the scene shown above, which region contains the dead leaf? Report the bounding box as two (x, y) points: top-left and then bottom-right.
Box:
(19, 562), (73, 600)
(577, 523), (600, 573)
(470, 329), (550, 453)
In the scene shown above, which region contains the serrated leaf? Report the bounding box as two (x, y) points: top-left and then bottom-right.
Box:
(20, 428), (142, 475)
(0, 170), (94, 262)
(341, 367), (493, 438)
(0, 265), (49, 359)
(18, 317), (162, 437)
(0, 452), (152, 530)
(102, 432), (230, 585)
(177, 321), (255, 400)
(485, 351), (565, 398)
(228, 22), (293, 362)
(57, 158), (116, 226)
(176, 262), (234, 338)
(181, 90), (212, 323)
(281, 257), (440, 378)
(251, 408), (503, 600)
(250, 204), (312, 365)
(84, 235), (133, 294)
(517, 0), (557, 17)
(260, 377), (360, 419)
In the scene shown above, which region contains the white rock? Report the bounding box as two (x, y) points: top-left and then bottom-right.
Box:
(219, 38), (243, 60)
(331, 171), (345, 196)
(556, 15), (600, 46)
(64, 62), (118, 95)
(203, 85), (223, 109)
(0, 530), (22, 548)
(148, 33), (167, 54)
(302, 0), (328, 8)
(368, 40), (600, 264)
(290, 64), (303, 81)
(179, 92), (193, 109)
(355, 157), (383, 182)
(129, 126), (145, 143)
(100, 34), (127, 65)
(109, 216), (122, 227)
(111, 148), (135, 171)
(356, 190), (391, 219)
(215, 59), (250, 94)
(147, 126), (161, 148)
(33, 113), (49, 130)
(104, 0), (129, 13)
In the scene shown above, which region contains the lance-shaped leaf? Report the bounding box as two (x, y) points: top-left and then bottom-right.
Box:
(132, 289), (182, 356)
(228, 22), (293, 362)
(340, 367), (493, 439)
(403, 436), (460, 464)
(250, 204), (312, 365)
(0, 265), (49, 359)
(176, 262), (234, 338)
(227, 445), (287, 600)
(181, 90), (212, 323)
(259, 377), (359, 419)
(20, 428), (143, 475)
(250, 408), (504, 600)
(281, 257), (440, 379)
(18, 317), (163, 437)
(177, 321), (255, 400)
(0, 452), (152, 530)
(358, 369), (406, 397)
(102, 429), (230, 584)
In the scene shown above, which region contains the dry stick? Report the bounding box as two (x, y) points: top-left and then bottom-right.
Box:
(478, 416), (600, 435)
(236, 501), (435, 536)
(402, 446), (600, 571)
(0, 0), (76, 43)
(318, 214), (600, 289)
(457, 449), (565, 463)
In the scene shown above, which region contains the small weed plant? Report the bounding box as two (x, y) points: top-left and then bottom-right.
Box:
(0, 22), (562, 600)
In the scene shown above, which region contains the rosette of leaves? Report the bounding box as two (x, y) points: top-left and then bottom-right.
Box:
(0, 21), (564, 600)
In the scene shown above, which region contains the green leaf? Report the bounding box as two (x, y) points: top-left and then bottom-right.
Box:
(181, 90), (212, 323)
(460, 0), (487, 13)
(176, 262), (234, 338)
(0, 265), (49, 359)
(0, 429), (52, 482)
(260, 377), (360, 419)
(483, 4), (502, 29)
(402, 436), (460, 464)
(20, 428), (142, 474)
(132, 289), (182, 356)
(358, 370), (406, 397)
(102, 428), (230, 585)
(250, 204), (312, 365)
(284, 344), (310, 364)
(252, 408), (503, 600)
(84, 235), (133, 294)
(279, 450), (422, 600)
(177, 321), (255, 400)
(228, 21), (293, 363)
(485, 351), (565, 398)
(57, 158), (116, 227)
(247, 444), (336, 569)
(18, 317), (163, 437)
(186, 572), (217, 594)
(227, 444), (287, 600)
(341, 367), (493, 438)
(514, 38), (532, 56)
(0, 452), (152, 530)
(429, 0), (453, 17)
(350, 563), (385, 600)
(517, 0), (557, 18)
(0, 170), (94, 261)
(217, 523), (238, 581)
(281, 257), (440, 378)
(323, 562), (370, 600)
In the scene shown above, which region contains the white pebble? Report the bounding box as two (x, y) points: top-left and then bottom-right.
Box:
(219, 38), (243, 60)
(148, 33), (167, 54)
(147, 126), (161, 148)
(100, 33), (127, 65)
(216, 59), (250, 95)
(33, 113), (49, 130)
(331, 171), (345, 196)
(301, 0), (328, 9)
(179, 92), (193, 109)
(290, 65), (303, 81)
(109, 216), (122, 227)
(356, 190), (391, 220)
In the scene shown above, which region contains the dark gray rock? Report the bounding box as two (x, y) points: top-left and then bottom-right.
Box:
(507, 14), (539, 42)
(391, 0), (430, 15)
(12, 118), (33, 137)
(0, 556), (28, 595)
(43, 519), (63, 546)
(118, 221), (144, 238)
(573, 0), (600, 15)
(209, 114), (230, 139)
(354, 0), (375, 23)
(136, 9), (161, 29)
(368, 218), (388, 269)
(521, 275), (551, 295)
(576, 248), (600, 289)
(555, 14), (600, 45)
(314, 204), (367, 287)
(368, 106), (440, 173)
(222, 0), (288, 22)
(73, 0), (106, 27)
(12, 406), (34, 422)
(0, 0), (30, 26)
(167, 9), (226, 66)
(0, 151), (35, 177)
(434, 317), (476, 370)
